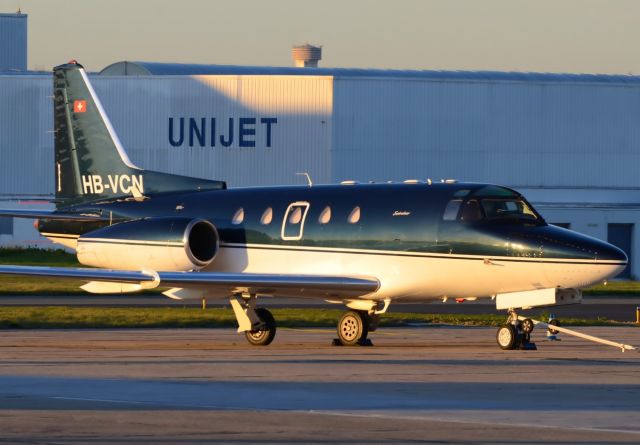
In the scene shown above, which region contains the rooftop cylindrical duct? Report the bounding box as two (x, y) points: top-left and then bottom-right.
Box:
(292, 44), (322, 68)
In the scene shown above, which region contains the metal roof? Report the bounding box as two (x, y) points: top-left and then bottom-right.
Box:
(99, 60), (640, 84)
(0, 70), (47, 75)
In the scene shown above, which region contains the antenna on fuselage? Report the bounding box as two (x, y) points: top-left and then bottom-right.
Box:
(296, 172), (313, 187)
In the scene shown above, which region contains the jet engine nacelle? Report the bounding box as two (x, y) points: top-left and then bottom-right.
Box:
(76, 217), (219, 271)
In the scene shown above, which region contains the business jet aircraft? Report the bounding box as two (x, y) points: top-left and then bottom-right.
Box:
(0, 61), (627, 349)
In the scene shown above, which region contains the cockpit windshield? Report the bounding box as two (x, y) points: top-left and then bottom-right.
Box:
(480, 198), (539, 222)
(442, 194), (543, 225)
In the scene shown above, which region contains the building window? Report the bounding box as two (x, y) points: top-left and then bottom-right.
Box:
(260, 207), (273, 225)
(318, 206), (332, 224)
(232, 208), (244, 225)
(348, 206), (361, 224)
(0, 217), (13, 235)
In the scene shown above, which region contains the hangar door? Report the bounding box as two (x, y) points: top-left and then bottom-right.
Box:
(607, 224), (633, 279)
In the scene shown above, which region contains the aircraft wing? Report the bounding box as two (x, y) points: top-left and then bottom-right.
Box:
(0, 265), (380, 299)
(0, 209), (106, 221)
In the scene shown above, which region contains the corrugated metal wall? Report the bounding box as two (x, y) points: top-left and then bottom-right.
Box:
(332, 78), (640, 187)
(2, 73), (640, 193)
(0, 14), (27, 71)
(0, 76), (52, 196)
(93, 75), (333, 188)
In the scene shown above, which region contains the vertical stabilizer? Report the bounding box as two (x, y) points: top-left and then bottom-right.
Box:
(53, 61), (225, 207)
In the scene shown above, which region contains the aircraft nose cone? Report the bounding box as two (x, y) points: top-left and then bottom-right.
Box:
(598, 242), (628, 264)
(539, 227), (629, 287)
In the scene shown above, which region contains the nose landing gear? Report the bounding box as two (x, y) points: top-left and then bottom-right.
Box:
(496, 309), (537, 350)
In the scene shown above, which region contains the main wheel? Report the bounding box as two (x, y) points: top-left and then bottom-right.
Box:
(337, 311), (369, 346)
(245, 308), (276, 346)
(496, 324), (517, 350)
(521, 318), (535, 334)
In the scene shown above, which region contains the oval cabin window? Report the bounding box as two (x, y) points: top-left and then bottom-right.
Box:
(318, 206), (332, 224)
(289, 207), (303, 224)
(232, 208), (244, 225)
(348, 206), (361, 224)
(260, 207), (273, 225)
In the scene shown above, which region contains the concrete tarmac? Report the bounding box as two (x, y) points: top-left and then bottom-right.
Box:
(0, 326), (639, 444)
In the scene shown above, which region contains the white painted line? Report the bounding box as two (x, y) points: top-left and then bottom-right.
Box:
(310, 410), (640, 436)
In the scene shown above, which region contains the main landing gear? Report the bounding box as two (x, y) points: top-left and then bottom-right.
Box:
(244, 307), (277, 346)
(229, 294), (384, 347)
(496, 309), (537, 350)
(229, 294), (277, 346)
(335, 310), (379, 346)
(333, 300), (388, 346)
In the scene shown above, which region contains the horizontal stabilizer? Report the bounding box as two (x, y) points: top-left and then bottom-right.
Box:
(0, 209), (106, 221)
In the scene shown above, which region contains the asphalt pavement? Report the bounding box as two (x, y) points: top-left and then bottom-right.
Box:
(0, 327), (638, 444)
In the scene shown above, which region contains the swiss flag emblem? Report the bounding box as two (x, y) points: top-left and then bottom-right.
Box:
(73, 100), (87, 113)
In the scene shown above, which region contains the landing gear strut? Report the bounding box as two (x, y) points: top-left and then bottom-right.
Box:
(496, 309), (537, 350)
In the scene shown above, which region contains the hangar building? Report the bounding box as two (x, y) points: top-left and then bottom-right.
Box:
(0, 58), (639, 278)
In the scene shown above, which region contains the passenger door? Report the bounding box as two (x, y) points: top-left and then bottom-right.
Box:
(281, 201), (310, 241)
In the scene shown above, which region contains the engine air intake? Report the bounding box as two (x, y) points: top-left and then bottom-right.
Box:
(77, 217), (219, 271)
(185, 219), (218, 266)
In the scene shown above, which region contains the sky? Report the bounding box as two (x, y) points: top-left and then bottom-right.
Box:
(2, 0), (639, 74)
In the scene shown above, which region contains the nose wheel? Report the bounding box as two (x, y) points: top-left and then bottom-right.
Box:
(496, 310), (537, 350)
(497, 324), (517, 350)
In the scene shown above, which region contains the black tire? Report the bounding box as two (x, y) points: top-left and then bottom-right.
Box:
(245, 308), (276, 346)
(496, 324), (517, 350)
(548, 319), (561, 335)
(337, 311), (369, 346)
(521, 318), (535, 334)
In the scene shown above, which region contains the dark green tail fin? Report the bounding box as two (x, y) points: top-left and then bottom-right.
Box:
(53, 61), (225, 207)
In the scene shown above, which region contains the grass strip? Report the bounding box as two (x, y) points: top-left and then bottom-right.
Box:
(0, 247), (80, 267)
(0, 306), (631, 329)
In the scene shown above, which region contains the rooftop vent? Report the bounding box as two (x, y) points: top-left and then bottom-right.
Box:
(292, 44), (322, 68)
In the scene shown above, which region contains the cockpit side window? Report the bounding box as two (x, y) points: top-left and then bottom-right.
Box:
(459, 199), (483, 222)
(442, 200), (462, 221)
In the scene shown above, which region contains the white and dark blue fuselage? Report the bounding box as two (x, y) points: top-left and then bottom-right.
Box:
(38, 181), (627, 302)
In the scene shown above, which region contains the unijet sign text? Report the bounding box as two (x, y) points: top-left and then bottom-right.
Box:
(169, 117), (278, 148)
